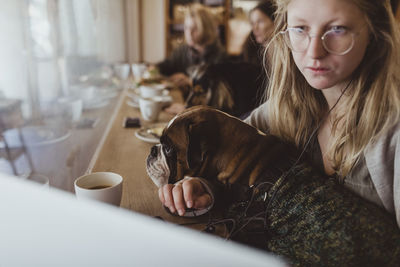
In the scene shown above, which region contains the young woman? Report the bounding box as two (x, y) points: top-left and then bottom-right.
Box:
(158, 0), (400, 231)
(156, 3), (226, 89)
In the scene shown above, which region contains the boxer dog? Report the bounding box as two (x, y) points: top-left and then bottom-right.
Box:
(186, 62), (264, 118)
(146, 106), (400, 266)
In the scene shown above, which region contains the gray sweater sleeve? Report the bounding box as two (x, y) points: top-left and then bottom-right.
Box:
(244, 101), (270, 132)
(364, 122), (400, 228)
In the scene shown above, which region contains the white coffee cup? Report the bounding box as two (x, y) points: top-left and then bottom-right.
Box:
(58, 96), (83, 123)
(80, 86), (96, 104)
(139, 85), (164, 98)
(113, 63), (130, 80)
(131, 63), (147, 82)
(74, 172), (123, 206)
(139, 96), (163, 122)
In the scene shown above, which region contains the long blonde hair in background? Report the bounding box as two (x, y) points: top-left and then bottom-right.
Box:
(186, 3), (219, 46)
(264, 0), (400, 177)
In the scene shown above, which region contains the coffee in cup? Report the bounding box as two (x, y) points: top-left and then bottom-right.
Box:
(74, 172), (123, 206)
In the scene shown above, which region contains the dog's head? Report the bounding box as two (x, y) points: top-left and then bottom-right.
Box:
(146, 106), (266, 187)
(146, 106), (220, 187)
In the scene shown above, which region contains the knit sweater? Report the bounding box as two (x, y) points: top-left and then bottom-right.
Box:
(245, 101), (400, 228)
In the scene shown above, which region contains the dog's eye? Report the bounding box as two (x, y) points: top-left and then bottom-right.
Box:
(163, 145), (174, 156)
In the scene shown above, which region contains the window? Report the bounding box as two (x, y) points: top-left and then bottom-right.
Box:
(0, 0), (126, 191)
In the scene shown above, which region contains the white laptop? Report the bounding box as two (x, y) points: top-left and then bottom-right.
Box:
(0, 173), (287, 266)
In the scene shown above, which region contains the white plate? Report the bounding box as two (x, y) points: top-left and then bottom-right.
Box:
(144, 83), (167, 90)
(97, 88), (118, 99)
(161, 95), (173, 107)
(131, 88), (170, 98)
(1, 126), (71, 148)
(127, 90), (172, 108)
(135, 123), (167, 144)
(126, 99), (139, 108)
(83, 99), (109, 110)
(126, 91), (138, 100)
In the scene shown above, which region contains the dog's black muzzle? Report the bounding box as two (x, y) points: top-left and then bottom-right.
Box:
(150, 145), (158, 158)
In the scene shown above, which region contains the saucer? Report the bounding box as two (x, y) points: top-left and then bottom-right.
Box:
(131, 88), (170, 98)
(97, 88), (118, 99)
(127, 90), (172, 108)
(1, 126), (71, 148)
(139, 82), (167, 90)
(161, 95), (173, 107)
(83, 99), (109, 110)
(141, 83), (166, 90)
(126, 99), (139, 108)
(135, 123), (166, 143)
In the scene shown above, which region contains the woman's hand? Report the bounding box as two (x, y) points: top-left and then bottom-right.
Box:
(169, 73), (192, 88)
(158, 178), (212, 216)
(163, 103), (185, 115)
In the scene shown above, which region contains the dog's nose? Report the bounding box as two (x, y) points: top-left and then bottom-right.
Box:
(150, 146), (158, 158)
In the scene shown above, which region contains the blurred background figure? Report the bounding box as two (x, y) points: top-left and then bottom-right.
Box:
(225, 7), (252, 57)
(156, 3), (227, 94)
(241, 0), (275, 69)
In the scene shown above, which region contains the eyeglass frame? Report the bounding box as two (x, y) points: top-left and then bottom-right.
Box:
(279, 27), (363, 56)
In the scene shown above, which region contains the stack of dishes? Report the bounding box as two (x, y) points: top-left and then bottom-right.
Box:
(126, 84), (173, 109)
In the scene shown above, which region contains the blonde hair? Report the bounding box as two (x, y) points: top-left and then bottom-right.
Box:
(185, 3), (219, 46)
(264, 0), (400, 177)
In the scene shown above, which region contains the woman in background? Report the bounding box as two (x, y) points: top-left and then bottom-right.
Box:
(156, 3), (226, 91)
(241, 0), (275, 69)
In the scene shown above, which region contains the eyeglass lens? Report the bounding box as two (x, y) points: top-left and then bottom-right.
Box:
(284, 29), (354, 55)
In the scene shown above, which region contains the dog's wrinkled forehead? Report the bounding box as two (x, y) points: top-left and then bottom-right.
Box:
(165, 108), (199, 132)
(164, 106), (239, 135)
(163, 107), (208, 144)
(162, 113), (191, 151)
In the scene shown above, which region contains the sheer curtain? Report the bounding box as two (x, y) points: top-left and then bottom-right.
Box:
(0, 0), (125, 117)
(0, 0), (126, 190)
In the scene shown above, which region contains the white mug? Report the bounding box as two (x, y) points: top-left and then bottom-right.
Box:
(74, 172), (123, 206)
(113, 63), (130, 80)
(80, 86), (96, 104)
(131, 63), (147, 82)
(139, 85), (164, 98)
(58, 96), (83, 123)
(139, 96), (163, 122)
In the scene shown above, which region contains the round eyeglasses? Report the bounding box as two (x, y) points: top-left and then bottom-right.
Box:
(280, 27), (359, 56)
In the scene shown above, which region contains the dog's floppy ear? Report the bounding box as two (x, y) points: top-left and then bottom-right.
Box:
(186, 119), (216, 170)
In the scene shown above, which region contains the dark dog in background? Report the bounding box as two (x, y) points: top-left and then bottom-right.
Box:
(186, 62), (265, 118)
(147, 106), (400, 267)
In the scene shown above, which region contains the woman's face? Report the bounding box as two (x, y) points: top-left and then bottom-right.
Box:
(250, 9), (274, 44)
(287, 0), (370, 91)
(184, 17), (200, 47)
